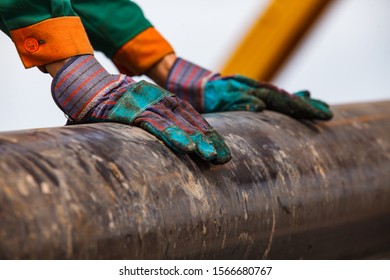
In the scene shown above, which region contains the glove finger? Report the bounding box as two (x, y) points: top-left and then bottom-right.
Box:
(160, 100), (217, 160)
(254, 88), (333, 120)
(218, 77), (333, 121)
(308, 104), (333, 120)
(158, 101), (218, 159)
(227, 95), (266, 112)
(290, 99), (333, 120)
(142, 120), (218, 161)
(169, 97), (231, 163)
(299, 98), (333, 120)
(206, 130), (232, 164)
(161, 126), (197, 152)
(307, 97), (330, 109)
(190, 132), (217, 161)
(144, 96), (207, 133)
(135, 110), (197, 153)
(140, 121), (197, 153)
(212, 90), (266, 112)
(315, 109), (333, 120)
(171, 96), (213, 132)
(251, 87), (277, 101)
(221, 74), (261, 88)
(294, 90), (311, 98)
(138, 99), (221, 161)
(144, 96), (231, 162)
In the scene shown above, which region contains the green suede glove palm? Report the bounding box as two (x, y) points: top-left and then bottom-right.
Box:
(166, 58), (333, 120)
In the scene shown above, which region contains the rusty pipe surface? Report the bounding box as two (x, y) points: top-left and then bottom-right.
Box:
(0, 101), (389, 259)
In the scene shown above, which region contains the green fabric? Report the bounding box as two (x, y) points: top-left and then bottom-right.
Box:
(189, 131), (218, 160)
(0, 0), (76, 33)
(142, 124), (217, 160)
(204, 129), (232, 164)
(204, 78), (266, 113)
(157, 125), (197, 153)
(72, 0), (152, 58)
(216, 75), (333, 120)
(0, 0), (152, 58)
(0, 19), (8, 36)
(107, 81), (170, 124)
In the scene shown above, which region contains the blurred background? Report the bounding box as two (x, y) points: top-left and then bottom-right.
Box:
(0, 0), (389, 132)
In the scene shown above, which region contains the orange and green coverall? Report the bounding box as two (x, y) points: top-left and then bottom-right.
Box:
(0, 0), (173, 75)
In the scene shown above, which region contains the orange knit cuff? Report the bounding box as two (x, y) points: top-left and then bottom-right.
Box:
(113, 27), (174, 76)
(10, 17), (94, 68)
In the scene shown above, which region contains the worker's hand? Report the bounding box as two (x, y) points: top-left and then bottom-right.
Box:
(166, 58), (333, 120)
(215, 75), (333, 120)
(52, 55), (231, 164)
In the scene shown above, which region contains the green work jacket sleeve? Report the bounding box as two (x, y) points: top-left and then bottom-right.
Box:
(72, 0), (174, 76)
(0, 0), (93, 68)
(0, 0), (173, 73)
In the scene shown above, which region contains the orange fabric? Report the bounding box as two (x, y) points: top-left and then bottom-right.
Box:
(113, 27), (174, 76)
(10, 17), (93, 68)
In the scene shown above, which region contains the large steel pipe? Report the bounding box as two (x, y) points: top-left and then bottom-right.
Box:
(0, 101), (389, 259)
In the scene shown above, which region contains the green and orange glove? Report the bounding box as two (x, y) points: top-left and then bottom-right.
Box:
(166, 58), (333, 120)
(52, 55), (231, 164)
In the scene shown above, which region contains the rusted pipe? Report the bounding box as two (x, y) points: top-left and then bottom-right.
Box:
(0, 101), (389, 259)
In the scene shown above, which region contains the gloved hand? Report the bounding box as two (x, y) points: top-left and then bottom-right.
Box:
(166, 58), (333, 120)
(52, 55), (231, 164)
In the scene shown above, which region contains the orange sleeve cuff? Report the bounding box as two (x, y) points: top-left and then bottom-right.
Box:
(113, 27), (174, 76)
(10, 17), (94, 68)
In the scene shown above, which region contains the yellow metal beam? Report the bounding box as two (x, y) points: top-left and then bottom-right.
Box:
(221, 0), (334, 81)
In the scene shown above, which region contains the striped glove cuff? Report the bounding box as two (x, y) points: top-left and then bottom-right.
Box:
(51, 55), (134, 121)
(166, 58), (219, 112)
